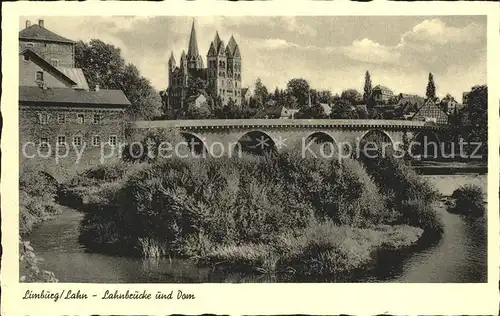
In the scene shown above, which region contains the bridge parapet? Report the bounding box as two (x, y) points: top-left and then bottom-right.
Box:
(131, 119), (443, 131)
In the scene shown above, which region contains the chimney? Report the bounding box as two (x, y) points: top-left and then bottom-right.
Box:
(26, 20), (31, 28)
(38, 19), (44, 28)
(95, 84), (100, 92)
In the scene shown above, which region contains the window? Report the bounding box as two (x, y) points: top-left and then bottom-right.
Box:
(39, 113), (48, 124)
(109, 135), (117, 146)
(73, 136), (82, 146)
(93, 114), (101, 124)
(40, 137), (49, 150)
(23, 54), (29, 61)
(50, 59), (59, 67)
(77, 113), (85, 124)
(57, 135), (66, 146)
(57, 113), (66, 124)
(26, 42), (34, 47)
(36, 71), (44, 82)
(92, 135), (101, 147)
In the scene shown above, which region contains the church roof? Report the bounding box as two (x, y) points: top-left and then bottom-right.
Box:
(226, 35), (238, 57)
(207, 42), (217, 56)
(19, 24), (74, 44)
(233, 45), (241, 58)
(213, 32), (222, 52)
(187, 20), (199, 58)
(169, 52), (176, 63)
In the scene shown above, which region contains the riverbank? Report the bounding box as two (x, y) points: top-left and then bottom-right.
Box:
(57, 139), (444, 280)
(27, 172), (487, 283)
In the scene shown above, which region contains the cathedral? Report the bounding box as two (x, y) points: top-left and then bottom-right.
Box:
(167, 20), (243, 110)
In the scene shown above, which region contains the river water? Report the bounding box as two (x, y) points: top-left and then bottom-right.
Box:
(28, 174), (487, 283)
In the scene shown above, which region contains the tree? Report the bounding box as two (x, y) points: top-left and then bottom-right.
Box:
(317, 90), (333, 104)
(254, 78), (269, 108)
(465, 85), (487, 158)
(340, 89), (363, 105)
(363, 71), (372, 102)
(426, 72), (436, 100)
(75, 39), (160, 120)
(186, 77), (208, 100)
(75, 40), (125, 90)
(330, 99), (356, 119)
(295, 103), (328, 119)
(286, 78), (310, 108)
(117, 64), (161, 120)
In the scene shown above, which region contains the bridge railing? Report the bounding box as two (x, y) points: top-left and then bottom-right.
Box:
(132, 119), (439, 129)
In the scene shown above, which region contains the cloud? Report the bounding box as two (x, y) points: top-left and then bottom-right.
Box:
(400, 19), (485, 46)
(342, 38), (399, 64)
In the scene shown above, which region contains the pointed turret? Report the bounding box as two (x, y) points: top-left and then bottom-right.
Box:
(227, 35), (238, 56)
(187, 19), (199, 59)
(207, 42), (217, 57)
(168, 52), (176, 66)
(233, 45), (241, 58)
(213, 31), (222, 53)
(180, 50), (186, 61)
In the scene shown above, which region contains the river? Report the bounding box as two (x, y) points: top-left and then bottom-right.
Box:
(28, 174), (487, 283)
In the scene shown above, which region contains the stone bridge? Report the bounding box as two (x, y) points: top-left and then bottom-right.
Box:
(130, 119), (444, 156)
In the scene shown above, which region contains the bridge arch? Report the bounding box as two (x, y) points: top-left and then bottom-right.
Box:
(39, 171), (60, 187)
(235, 130), (277, 155)
(411, 131), (442, 160)
(304, 131), (340, 157)
(358, 129), (395, 157)
(180, 132), (209, 155)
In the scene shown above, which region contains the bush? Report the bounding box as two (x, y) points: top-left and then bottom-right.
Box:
(19, 239), (58, 282)
(77, 151), (405, 258)
(400, 199), (444, 238)
(19, 164), (60, 235)
(450, 184), (486, 217)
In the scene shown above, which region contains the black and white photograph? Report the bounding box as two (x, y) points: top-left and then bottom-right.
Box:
(14, 15), (489, 285)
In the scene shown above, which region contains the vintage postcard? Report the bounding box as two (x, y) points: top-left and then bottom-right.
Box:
(1, 1), (499, 315)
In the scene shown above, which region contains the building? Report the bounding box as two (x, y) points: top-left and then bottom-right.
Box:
(395, 93), (425, 119)
(372, 85), (394, 103)
(241, 88), (251, 106)
(411, 99), (449, 125)
(167, 20), (242, 110)
(185, 93), (208, 109)
(19, 19), (131, 175)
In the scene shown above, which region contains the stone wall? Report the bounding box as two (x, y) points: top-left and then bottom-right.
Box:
(19, 56), (72, 88)
(19, 106), (129, 180)
(19, 40), (74, 68)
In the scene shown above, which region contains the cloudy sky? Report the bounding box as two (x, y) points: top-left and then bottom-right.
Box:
(21, 16), (486, 102)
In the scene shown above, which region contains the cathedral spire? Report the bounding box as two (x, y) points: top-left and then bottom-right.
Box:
(187, 18), (199, 58)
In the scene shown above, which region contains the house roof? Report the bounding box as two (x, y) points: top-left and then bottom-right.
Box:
(411, 99), (448, 119)
(186, 93), (207, 104)
(19, 86), (131, 107)
(19, 24), (74, 44)
(57, 67), (90, 90)
(373, 85), (392, 91)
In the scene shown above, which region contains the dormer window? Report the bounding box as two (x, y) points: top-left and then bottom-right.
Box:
(26, 42), (34, 47)
(36, 71), (44, 82)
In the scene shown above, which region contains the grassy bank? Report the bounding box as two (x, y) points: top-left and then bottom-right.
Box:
(59, 129), (443, 279)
